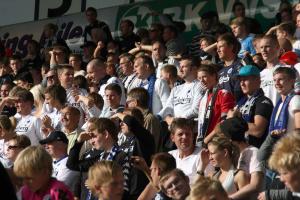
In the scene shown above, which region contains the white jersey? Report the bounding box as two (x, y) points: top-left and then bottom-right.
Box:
(155, 57), (180, 79)
(15, 114), (43, 145)
(237, 146), (264, 174)
(123, 73), (141, 92)
(52, 156), (80, 193)
(158, 80), (205, 119)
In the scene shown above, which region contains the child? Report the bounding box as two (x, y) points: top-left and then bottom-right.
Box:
(86, 161), (124, 200)
(14, 146), (73, 200)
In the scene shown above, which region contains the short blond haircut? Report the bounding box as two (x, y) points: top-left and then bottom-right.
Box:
(86, 161), (122, 196)
(269, 133), (300, 171)
(188, 176), (227, 200)
(14, 146), (52, 178)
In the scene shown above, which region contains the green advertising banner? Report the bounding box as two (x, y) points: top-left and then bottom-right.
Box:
(115, 0), (296, 42)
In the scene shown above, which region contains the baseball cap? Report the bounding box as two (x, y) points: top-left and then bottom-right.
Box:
(39, 131), (68, 145)
(238, 65), (260, 77)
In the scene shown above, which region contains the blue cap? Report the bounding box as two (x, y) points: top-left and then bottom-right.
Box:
(238, 65), (260, 77)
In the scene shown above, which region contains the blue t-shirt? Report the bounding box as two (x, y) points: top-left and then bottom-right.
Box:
(238, 34), (256, 58)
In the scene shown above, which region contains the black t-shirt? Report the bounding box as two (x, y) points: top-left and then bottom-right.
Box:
(247, 95), (273, 148)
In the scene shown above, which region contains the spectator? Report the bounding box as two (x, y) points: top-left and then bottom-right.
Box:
(158, 56), (205, 125)
(83, 7), (112, 44)
(220, 117), (264, 200)
(230, 17), (256, 58)
(160, 64), (183, 90)
(234, 65), (273, 148)
(14, 89), (43, 145)
(217, 33), (243, 101)
(188, 176), (229, 200)
(69, 53), (86, 77)
(118, 19), (140, 53)
(49, 45), (69, 68)
(86, 161), (124, 200)
(14, 146), (74, 200)
(81, 41), (97, 63)
(15, 71), (34, 90)
(39, 130), (80, 193)
(197, 64), (235, 145)
(0, 81), (17, 117)
(9, 54), (27, 77)
(40, 23), (68, 50)
(119, 53), (141, 92)
(160, 169), (190, 200)
(133, 55), (170, 115)
(23, 40), (42, 70)
(199, 135), (249, 195)
(126, 88), (161, 151)
(163, 25), (185, 56)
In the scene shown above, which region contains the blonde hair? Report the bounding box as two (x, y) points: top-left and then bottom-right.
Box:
(269, 133), (300, 171)
(188, 176), (227, 200)
(13, 146), (52, 178)
(86, 161), (122, 196)
(208, 135), (240, 167)
(160, 169), (189, 192)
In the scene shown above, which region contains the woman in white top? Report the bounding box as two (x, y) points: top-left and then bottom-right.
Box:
(199, 135), (249, 195)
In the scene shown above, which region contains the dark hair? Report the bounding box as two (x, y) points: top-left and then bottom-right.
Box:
(45, 85), (67, 105)
(170, 118), (194, 134)
(197, 64), (218, 80)
(9, 54), (22, 62)
(119, 53), (135, 62)
(121, 19), (134, 30)
(88, 118), (118, 142)
(127, 88), (149, 109)
(180, 55), (201, 68)
(273, 67), (297, 80)
(105, 83), (122, 96)
(88, 92), (104, 110)
(277, 21), (296, 36)
(217, 33), (241, 55)
(11, 134), (31, 149)
(69, 53), (82, 61)
(232, 1), (245, 13)
(15, 90), (34, 105)
(73, 75), (88, 91)
(16, 72), (34, 85)
(86, 7), (97, 16)
(164, 25), (178, 37)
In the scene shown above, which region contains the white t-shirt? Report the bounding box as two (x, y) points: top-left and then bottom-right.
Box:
(0, 139), (11, 168)
(237, 146), (264, 174)
(15, 114), (43, 145)
(158, 80), (205, 119)
(169, 147), (201, 184)
(52, 156), (80, 193)
(260, 65), (282, 105)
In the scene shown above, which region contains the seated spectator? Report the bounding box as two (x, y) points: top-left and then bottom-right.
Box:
(67, 118), (130, 199)
(14, 89), (43, 145)
(40, 130), (79, 193)
(133, 55), (170, 115)
(86, 161), (124, 200)
(14, 146), (73, 200)
(126, 88), (161, 151)
(81, 41), (97, 63)
(258, 132), (300, 200)
(134, 152), (176, 200)
(160, 169), (190, 200)
(0, 58), (14, 85)
(0, 115), (16, 168)
(0, 81), (17, 117)
(188, 176), (229, 200)
(169, 118), (203, 184)
(199, 135), (249, 195)
(220, 117), (264, 200)
(49, 45), (69, 68)
(73, 75), (88, 91)
(9, 55), (27, 77)
(100, 83), (124, 118)
(23, 40), (42, 70)
(196, 64), (235, 145)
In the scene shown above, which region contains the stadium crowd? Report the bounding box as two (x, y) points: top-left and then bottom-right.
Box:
(1, 1), (300, 200)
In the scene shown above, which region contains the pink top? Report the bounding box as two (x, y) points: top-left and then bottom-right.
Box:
(21, 178), (74, 200)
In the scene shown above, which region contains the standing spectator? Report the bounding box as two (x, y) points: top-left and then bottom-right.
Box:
(23, 40), (42, 70)
(83, 7), (112, 43)
(40, 23), (68, 51)
(133, 55), (170, 115)
(118, 19), (140, 53)
(234, 65), (273, 148)
(14, 146), (74, 200)
(163, 25), (185, 56)
(158, 56), (205, 125)
(217, 33), (243, 101)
